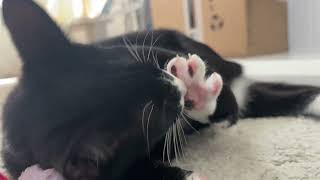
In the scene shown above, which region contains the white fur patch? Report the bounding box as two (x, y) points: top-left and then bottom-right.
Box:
(186, 99), (217, 123)
(230, 77), (253, 112)
(305, 95), (320, 117)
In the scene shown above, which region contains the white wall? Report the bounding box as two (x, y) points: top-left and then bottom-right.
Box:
(0, 12), (21, 78)
(288, 0), (320, 55)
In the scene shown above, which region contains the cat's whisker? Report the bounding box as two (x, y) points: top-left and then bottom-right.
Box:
(122, 37), (141, 63)
(147, 34), (162, 67)
(173, 123), (180, 161)
(177, 118), (186, 159)
(154, 50), (160, 68)
(174, 120), (181, 160)
(167, 127), (172, 165)
(164, 128), (168, 163)
(182, 111), (194, 120)
(124, 36), (144, 63)
(146, 103), (155, 155)
(172, 123), (176, 160)
(134, 33), (144, 63)
(142, 101), (152, 137)
(142, 31), (150, 63)
(181, 114), (200, 134)
(146, 31), (154, 64)
(176, 120), (184, 160)
(151, 50), (156, 67)
(176, 123), (182, 159)
(152, 50), (160, 69)
(181, 113), (199, 133)
(162, 130), (169, 163)
(171, 124), (176, 160)
(182, 111), (196, 122)
(178, 117), (188, 145)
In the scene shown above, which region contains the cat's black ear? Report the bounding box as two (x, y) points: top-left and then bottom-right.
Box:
(2, 0), (71, 64)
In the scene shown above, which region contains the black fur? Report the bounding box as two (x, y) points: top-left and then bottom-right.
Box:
(243, 82), (320, 118)
(2, 0), (186, 179)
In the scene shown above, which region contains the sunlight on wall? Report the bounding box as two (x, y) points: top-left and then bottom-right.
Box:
(72, 0), (84, 19)
(43, 0), (108, 25)
(47, 0), (57, 15)
(0, 0), (2, 8)
(71, 0), (108, 19)
(85, 0), (108, 19)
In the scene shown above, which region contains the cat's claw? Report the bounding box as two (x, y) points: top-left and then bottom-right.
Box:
(166, 54), (223, 123)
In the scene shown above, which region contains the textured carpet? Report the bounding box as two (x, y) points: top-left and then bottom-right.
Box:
(174, 117), (320, 180)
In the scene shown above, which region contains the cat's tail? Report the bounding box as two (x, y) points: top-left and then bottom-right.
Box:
(230, 77), (320, 118)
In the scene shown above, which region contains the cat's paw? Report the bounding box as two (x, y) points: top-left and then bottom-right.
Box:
(166, 54), (223, 123)
(19, 165), (65, 180)
(186, 172), (206, 180)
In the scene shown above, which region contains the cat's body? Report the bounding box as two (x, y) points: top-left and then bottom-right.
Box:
(101, 30), (320, 122)
(2, 0), (320, 180)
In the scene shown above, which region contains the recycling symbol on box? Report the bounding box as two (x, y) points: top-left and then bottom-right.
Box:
(210, 14), (224, 31)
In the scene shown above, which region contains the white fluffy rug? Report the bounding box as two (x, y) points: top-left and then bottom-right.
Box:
(174, 117), (320, 180)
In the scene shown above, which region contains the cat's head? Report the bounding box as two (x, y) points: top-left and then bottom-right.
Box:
(2, 0), (186, 179)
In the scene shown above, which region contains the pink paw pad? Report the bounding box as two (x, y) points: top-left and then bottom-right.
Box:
(166, 54), (223, 113)
(186, 54), (206, 82)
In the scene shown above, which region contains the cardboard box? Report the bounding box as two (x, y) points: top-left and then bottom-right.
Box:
(151, 0), (288, 57)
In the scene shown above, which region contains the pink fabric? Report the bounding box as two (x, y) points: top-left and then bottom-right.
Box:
(18, 165), (64, 180)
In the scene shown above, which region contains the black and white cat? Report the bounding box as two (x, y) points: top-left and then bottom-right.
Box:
(2, 0), (320, 180)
